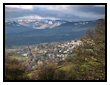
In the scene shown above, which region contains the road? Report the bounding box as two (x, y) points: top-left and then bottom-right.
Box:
(25, 45), (35, 68)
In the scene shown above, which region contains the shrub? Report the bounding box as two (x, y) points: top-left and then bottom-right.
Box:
(5, 56), (29, 80)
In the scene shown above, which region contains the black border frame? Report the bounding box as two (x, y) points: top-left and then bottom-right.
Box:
(3, 3), (107, 82)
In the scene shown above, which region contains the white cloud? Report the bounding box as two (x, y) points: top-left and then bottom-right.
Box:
(34, 5), (77, 10)
(14, 15), (42, 19)
(47, 5), (70, 10)
(94, 5), (105, 7)
(14, 15), (60, 20)
(5, 5), (105, 21)
(46, 5), (79, 10)
(5, 5), (72, 10)
(5, 5), (33, 10)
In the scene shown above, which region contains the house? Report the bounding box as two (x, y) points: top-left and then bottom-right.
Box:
(38, 60), (43, 66)
(22, 54), (27, 57)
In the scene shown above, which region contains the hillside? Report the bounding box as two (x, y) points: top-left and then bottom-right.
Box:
(5, 19), (99, 46)
(5, 19), (105, 80)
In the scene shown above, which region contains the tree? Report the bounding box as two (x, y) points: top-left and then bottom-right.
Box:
(31, 62), (66, 80)
(73, 19), (105, 80)
(5, 56), (29, 80)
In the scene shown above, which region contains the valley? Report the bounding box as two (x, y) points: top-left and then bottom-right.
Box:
(5, 19), (104, 73)
(5, 19), (101, 71)
(5, 19), (105, 80)
(4, 4), (105, 80)
(5, 40), (82, 70)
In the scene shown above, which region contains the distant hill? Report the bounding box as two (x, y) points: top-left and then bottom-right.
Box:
(5, 19), (100, 46)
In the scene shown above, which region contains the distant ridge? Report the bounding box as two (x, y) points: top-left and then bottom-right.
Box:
(5, 19), (101, 46)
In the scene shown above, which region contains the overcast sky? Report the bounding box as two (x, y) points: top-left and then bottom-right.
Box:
(5, 5), (105, 21)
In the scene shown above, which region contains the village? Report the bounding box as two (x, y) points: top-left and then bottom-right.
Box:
(5, 40), (82, 70)
(22, 40), (82, 69)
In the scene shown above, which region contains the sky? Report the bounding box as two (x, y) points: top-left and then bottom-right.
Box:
(5, 5), (105, 21)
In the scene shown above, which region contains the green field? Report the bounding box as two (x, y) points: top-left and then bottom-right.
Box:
(27, 70), (38, 77)
(5, 49), (17, 53)
(59, 63), (75, 71)
(10, 56), (26, 61)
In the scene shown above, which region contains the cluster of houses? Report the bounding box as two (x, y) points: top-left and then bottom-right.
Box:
(22, 40), (82, 69)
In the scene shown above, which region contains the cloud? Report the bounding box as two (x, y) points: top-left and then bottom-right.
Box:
(94, 5), (105, 7)
(68, 5), (105, 14)
(43, 5), (71, 10)
(5, 5), (33, 10)
(5, 5), (105, 21)
(14, 15), (60, 20)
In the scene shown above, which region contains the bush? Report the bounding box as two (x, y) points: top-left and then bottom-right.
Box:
(5, 56), (29, 80)
(72, 19), (105, 80)
(31, 62), (66, 80)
